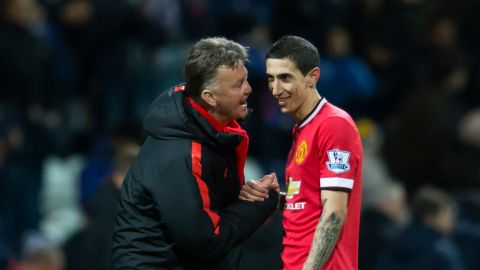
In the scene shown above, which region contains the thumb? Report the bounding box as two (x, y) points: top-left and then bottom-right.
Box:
(260, 174), (274, 185)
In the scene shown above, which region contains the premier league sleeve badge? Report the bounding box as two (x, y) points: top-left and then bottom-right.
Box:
(326, 149), (351, 174)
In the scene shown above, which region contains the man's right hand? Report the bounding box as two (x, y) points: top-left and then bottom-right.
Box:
(239, 173), (279, 202)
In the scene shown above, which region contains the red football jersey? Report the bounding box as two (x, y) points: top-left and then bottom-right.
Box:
(281, 98), (363, 270)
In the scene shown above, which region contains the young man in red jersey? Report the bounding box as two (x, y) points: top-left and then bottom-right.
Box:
(240, 36), (363, 270)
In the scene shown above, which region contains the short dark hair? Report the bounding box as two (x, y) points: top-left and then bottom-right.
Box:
(411, 186), (453, 220)
(266, 35), (320, 76)
(184, 37), (248, 99)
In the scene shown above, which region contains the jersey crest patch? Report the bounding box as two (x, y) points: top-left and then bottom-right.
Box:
(295, 140), (308, 165)
(286, 177), (301, 199)
(326, 149), (351, 174)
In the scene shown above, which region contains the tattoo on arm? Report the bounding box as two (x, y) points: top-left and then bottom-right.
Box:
(303, 198), (345, 270)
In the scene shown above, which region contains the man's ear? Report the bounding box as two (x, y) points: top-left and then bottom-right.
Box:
(308, 67), (320, 88)
(201, 89), (217, 107)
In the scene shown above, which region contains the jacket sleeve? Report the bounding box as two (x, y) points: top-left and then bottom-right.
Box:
(148, 155), (278, 264)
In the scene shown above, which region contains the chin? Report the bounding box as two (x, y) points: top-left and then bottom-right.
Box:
(236, 110), (249, 120)
(239, 112), (249, 120)
(280, 107), (290, 114)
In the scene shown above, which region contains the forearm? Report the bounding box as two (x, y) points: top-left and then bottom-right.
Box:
(302, 199), (346, 270)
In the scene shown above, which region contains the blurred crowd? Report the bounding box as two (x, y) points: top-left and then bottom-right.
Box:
(0, 0), (479, 269)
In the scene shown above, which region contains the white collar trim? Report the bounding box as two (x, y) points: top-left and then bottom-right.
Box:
(299, 98), (327, 128)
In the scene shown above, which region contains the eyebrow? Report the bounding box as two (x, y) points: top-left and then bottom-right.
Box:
(267, 72), (291, 78)
(234, 72), (248, 85)
(233, 77), (244, 86)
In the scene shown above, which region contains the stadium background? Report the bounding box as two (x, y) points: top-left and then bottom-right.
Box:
(1, 0), (480, 269)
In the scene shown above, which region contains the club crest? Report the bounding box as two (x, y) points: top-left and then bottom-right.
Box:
(326, 149), (351, 173)
(295, 140), (308, 165)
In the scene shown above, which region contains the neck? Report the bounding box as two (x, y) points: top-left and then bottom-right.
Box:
(294, 90), (321, 123)
(187, 97), (227, 131)
(208, 109), (229, 125)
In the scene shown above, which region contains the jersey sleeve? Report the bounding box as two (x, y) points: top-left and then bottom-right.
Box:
(316, 116), (362, 192)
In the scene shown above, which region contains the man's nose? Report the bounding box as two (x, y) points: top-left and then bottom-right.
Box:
(244, 81), (252, 95)
(271, 80), (281, 96)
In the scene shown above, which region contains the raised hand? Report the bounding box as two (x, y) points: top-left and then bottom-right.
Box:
(239, 173), (279, 202)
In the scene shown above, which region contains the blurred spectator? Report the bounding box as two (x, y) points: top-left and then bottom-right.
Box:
(420, 17), (471, 95)
(180, 0), (213, 39)
(460, 113), (480, 145)
(349, 0), (419, 119)
(453, 189), (480, 270)
(78, 134), (112, 203)
(454, 190), (480, 270)
(17, 232), (64, 270)
(359, 180), (408, 270)
(270, 0), (351, 48)
(39, 149), (85, 246)
(140, 0), (183, 41)
(0, 0), (52, 109)
(384, 84), (457, 192)
(444, 108), (480, 189)
(0, 120), (44, 254)
(448, 107), (480, 263)
(374, 186), (464, 270)
(357, 118), (390, 193)
(50, 0), (165, 131)
(317, 25), (378, 117)
(210, 0), (258, 39)
(63, 139), (140, 270)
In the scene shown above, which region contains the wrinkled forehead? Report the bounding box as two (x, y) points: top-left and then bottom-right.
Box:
(213, 61), (247, 84)
(216, 60), (247, 73)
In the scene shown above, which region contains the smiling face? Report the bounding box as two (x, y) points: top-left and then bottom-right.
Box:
(207, 61), (251, 123)
(266, 58), (319, 122)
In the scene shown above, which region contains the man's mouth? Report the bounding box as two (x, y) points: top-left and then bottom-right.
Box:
(240, 100), (248, 110)
(277, 97), (289, 106)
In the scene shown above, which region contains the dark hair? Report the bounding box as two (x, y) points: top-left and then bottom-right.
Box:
(411, 186), (453, 220)
(266, 35), (320, 76)
(184, 37), (248, 99)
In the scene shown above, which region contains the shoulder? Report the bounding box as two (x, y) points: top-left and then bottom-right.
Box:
(316, 103), (358, 135)
(131, 138), (194, 178)
(135, 138), (222, 172)
(140, 137), (192, 162)
(322, 103), (356, 124)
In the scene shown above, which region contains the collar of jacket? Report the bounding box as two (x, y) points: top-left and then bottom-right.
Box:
(185, 96), (249, 185)
(186, 97), (236, 132)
